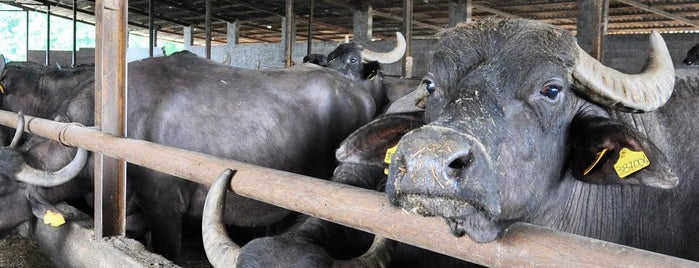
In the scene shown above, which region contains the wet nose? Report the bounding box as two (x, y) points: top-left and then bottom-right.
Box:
(386, 125), (501, 216)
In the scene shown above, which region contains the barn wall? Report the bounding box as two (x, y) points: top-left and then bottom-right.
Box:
(26, 32), (698, 77)
(604, 33), (699, 73)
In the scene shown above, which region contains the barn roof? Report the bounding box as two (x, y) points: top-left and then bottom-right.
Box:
(4, 0), (699, 45)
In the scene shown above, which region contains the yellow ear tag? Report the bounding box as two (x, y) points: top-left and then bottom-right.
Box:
(43, 210), (66, 227)
(613, 148), (650, 178)
(383, 144), (399, 175)
(0, 83), (5, 94)
(583, 148), (608, 176)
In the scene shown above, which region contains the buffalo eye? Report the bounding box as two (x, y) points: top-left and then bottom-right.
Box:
(350, 58), (358, 64)
(540, 83), (561, 101)
(423, 79), (435, 94)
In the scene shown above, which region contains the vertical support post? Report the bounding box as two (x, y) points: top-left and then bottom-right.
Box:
(148, 0), (154, 57)
(448, 0), (471, 27)
(183, 26), (193, 48)
(402, 0), (413, 78)
(577, 0), (609, 60)
(307, 0), (313, 55)
(72, 0), (77, 66)
(353, 5), (372, 43)
(205, 0), (212, 59)
(45, 4), (51, 66)
(26, 11), (29, 61)
(225, 20), (239, 65)
(284, 0), (294, 68)
(94, 0), (127, 238)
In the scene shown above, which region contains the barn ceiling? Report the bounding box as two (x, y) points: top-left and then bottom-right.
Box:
(4, 0), (699, 45)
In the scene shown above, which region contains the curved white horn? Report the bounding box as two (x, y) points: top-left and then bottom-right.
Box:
(360, 32), (407, 64)
(15, 147), (88, 187)
(202, 169), (241, 268)
(573, 31), (675, 112)
(9, 112), (25, 148)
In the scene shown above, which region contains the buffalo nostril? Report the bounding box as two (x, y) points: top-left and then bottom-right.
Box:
(446, 152), (473, 178)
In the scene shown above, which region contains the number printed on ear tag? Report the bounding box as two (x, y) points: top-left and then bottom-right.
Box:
(613, 148), (650, 178)
(384, 144), (398, 175)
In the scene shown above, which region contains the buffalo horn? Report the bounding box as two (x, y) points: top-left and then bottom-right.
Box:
(0, 54), (5, 76)
(202, 169), (241, 268)
(8, 112), (25, 148)
(360, 32), (407, 64)
(14, 146), (88, 187)
(572, 31), (675, 112)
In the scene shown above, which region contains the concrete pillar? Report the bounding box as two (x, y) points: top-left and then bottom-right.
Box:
(227, 20), (240, 46)
(577, 0), (609, 60)
(353, 5), (372, 43)
(448, 0), (471, 27)
(183, 26), (193, 49)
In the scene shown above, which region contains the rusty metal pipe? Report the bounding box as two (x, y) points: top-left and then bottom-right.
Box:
(0, 110), (695, 267)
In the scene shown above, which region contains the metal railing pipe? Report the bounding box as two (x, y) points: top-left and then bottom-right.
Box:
(0, 110), (695, 267)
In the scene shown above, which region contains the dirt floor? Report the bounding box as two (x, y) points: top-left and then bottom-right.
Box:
(0, 231), (56, 268)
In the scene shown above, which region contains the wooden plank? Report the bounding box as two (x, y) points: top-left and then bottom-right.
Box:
(94, 0), (127, 238)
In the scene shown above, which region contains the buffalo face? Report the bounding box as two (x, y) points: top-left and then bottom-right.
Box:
(386, 19), (676, 243)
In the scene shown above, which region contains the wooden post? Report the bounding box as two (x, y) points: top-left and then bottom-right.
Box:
(402, 0), (413, 78)
(284, 0), (294, 67)
(307, 0), (313, 55)
(94, 0), (127, 238)
(72, 0), (77, 66)
(205, 0), (212, 59)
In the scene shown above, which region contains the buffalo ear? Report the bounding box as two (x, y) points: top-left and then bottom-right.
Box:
(336, 113), (424, 167)
(569, 116), (678, 189)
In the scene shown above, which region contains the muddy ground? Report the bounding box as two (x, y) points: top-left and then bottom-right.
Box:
(0, 230), (56, 268)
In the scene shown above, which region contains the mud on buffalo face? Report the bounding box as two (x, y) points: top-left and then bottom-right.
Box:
(385, 18), (675, 243)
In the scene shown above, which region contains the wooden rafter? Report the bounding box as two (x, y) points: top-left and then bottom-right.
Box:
(614, 0), (699, 27)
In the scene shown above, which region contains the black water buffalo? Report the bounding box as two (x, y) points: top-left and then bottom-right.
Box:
(0, 59), (95, 233)
(302, 53), (328, 66)
(684, 42), (699, 65)
(380, 18), (698, 261)
(0, 33), (405, 262)
(202, 103), (479, 267)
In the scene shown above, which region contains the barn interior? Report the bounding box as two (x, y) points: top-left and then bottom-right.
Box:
(0, 0), (698, 267)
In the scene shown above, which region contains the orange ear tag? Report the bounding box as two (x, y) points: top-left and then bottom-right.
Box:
(613, 148), (650, 178)
(383, 144), (399, 175)
(583, 148), (608, 176)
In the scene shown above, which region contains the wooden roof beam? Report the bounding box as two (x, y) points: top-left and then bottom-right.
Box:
(472, 4), (523, 19)
(319, 0), (443, 31)
(614, 0), (699, 27)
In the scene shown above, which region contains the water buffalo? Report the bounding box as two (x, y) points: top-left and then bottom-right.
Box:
(0, 32), (405, 262)
(683, 42), (699, 65)
(202, 105), (479, 267)
(382, 18), (698, 261)
(0, 59), (95, 233)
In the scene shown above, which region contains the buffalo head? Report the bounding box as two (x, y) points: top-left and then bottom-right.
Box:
(0, 113), (89, 231)
(385, 18), (677, 243)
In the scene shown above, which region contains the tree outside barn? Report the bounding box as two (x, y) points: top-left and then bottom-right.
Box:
(0, 3), (182, 63)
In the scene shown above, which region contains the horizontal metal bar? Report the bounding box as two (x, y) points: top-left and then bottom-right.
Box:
(0, 109), (695, 267)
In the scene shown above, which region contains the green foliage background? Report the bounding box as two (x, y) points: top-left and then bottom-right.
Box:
(0, 3), (182, 62)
